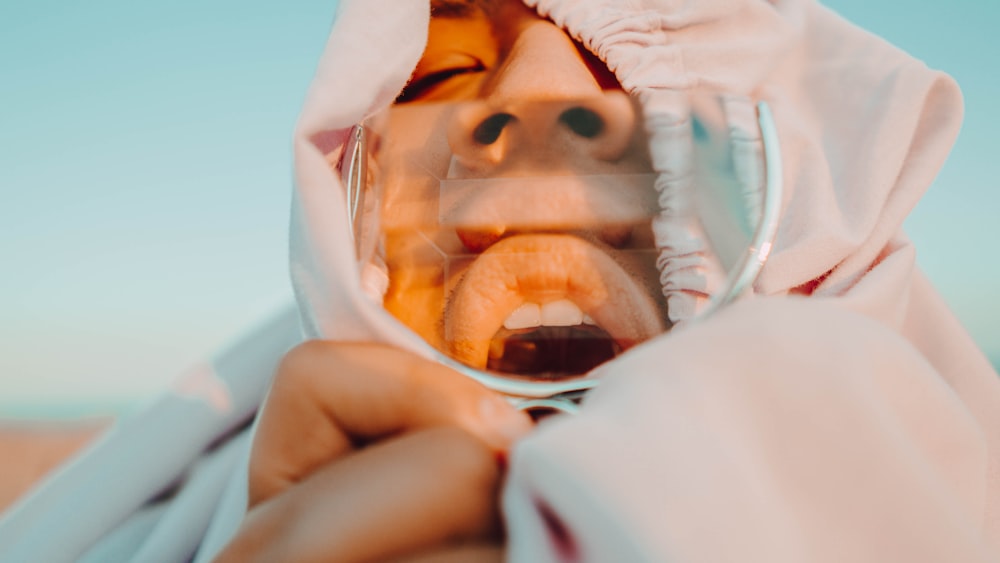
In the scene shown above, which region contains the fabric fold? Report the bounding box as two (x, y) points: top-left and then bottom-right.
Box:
(2, 1), (995, 561)
(504, 298), (996, 562)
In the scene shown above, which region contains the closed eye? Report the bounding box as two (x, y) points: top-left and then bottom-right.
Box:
(397, 63), (485, 103)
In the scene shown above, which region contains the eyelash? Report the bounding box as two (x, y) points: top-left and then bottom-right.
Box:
(398, 62), (486, 102)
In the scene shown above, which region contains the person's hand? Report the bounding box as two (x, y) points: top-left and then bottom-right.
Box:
(216, 341), (533, 562)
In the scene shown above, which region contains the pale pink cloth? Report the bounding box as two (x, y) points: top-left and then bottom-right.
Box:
(285, 0), (1000, 561)
(2, 1), (994, 561)
(506, 295), (999, 562)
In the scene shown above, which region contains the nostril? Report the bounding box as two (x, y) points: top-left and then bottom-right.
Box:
(559, 106), (604, 138)
(473, 112), (515, 145)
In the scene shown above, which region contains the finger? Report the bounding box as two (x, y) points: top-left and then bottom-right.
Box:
(249, 341), (532, 506)
(221, 427), (503, 563)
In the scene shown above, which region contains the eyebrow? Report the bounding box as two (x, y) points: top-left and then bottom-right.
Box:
(430, 0), (493, 18)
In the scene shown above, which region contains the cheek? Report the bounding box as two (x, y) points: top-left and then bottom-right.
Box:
(382, 230), (472, 351)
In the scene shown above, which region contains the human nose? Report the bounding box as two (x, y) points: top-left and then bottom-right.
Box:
(446, 94), (637, 175)
(446, 19), (634, 176)
(483, 19), (606, 102)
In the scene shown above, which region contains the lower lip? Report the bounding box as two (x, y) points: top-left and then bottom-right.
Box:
(443, 233), (665, 370)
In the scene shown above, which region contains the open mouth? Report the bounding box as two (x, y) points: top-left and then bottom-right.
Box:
(444, 233), (665, 377)
(487, 299), (624, 379)
(488, 325), (621, 379)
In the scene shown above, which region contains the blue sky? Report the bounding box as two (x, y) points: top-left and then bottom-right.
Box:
(1, 0), (997, 417)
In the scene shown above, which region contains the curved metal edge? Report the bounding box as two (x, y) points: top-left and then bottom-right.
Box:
(434, 353), (601, 399)
(701, 100), (783, 316)
(510, 396), (581, 415)
(344, 125), (366, 248)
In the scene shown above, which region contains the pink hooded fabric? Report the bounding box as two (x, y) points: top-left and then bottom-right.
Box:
(291, 0), (1000, 560)
(1, 0), (998, 561)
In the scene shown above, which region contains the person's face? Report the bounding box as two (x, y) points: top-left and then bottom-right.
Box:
(375, 0), (669, 380)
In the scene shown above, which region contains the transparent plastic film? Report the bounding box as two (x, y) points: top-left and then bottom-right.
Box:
(340, 91), (781, 402)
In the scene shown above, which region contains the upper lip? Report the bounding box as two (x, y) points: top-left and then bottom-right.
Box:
(443, 233), (666, 370)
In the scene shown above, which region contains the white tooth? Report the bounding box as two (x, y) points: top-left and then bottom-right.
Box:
(582, 314), (596, 325)
(504, 303), (541, 330)
(541, 299), (584, 327)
